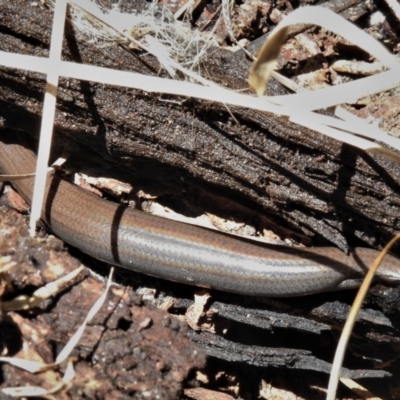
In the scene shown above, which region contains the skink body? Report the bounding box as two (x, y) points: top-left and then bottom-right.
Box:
(1, 135), (400, 297)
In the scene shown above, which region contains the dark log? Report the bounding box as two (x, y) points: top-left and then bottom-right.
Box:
(1, 1), (400, 253)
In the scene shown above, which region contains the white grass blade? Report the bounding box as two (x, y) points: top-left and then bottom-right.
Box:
(29, 0), (68, 236)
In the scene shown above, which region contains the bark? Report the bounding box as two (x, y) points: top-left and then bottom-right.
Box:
(1, 2), (400, 253)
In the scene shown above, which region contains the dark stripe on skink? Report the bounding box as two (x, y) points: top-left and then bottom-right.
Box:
(1, 136), (400, 297)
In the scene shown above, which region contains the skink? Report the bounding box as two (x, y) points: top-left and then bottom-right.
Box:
(1, 136), (400, 297)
